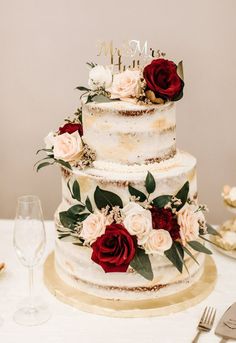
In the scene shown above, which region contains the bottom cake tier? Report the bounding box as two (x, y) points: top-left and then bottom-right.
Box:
(44, 252), (216, 317)
(54, 230), (205, 301)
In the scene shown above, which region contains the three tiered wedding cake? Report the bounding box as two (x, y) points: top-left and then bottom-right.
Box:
(37, 42), (216, 303)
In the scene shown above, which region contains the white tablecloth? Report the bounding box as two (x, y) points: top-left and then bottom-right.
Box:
(0, 219), (235, 343)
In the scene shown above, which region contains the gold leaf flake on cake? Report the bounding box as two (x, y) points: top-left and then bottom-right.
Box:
(118, 133), (138, 153)
(151, 116), (168, 130)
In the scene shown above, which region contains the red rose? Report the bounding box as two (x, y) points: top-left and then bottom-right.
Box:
(143, 58), (184, 101)
(91, 223), (137, 273)
(59, 122), (83, 136)
(150, 206), (180, 241)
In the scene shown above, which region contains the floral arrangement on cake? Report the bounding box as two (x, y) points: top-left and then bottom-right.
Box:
(77, 58), (184, 105)
(57, 172), (219, 280)
(35, 57), (184, 172)
(35, 108), (96, 171)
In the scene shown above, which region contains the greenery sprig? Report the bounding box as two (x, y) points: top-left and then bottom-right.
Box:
(35, 149), (72, 172)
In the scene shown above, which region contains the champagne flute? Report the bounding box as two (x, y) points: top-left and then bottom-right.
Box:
(13, 195), (50, 326)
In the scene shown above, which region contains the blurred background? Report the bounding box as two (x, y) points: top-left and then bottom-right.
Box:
(0, 0), (236, 223)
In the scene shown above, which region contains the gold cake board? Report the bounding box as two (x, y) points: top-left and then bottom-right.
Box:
(43, 253), (217, 318)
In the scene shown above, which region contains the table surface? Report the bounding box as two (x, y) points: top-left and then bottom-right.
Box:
(0, 219), (235, 343)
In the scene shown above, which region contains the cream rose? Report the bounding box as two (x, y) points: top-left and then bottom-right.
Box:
(122, 202), (144, 217)
(177, 205), (200, 246)
(44, 131), (55, 149)
(53, 131), (83, 162)
(80, 211), (110, 244)
(108, 69), (141, 101)
(88, 65), (112, 90)
(144, 229), (172, 255)
(123, 203), (152, 245)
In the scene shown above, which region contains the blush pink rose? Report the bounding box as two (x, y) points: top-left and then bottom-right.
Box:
(108, 70), (141, 101)
(80, 211), (111, 244)
(177, 205), (200, 246)
(53, 131), (83, 162)
(144, 229), (172, 255)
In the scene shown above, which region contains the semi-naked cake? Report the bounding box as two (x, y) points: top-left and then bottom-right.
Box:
(38, 45), (215, 303)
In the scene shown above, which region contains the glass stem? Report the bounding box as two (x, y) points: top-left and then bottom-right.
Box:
(28, 267), (34, 308)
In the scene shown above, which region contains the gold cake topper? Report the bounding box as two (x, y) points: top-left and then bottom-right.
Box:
(97, 40), (166, 71)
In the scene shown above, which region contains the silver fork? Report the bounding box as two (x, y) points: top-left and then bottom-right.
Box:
(192, 306), (216, 343)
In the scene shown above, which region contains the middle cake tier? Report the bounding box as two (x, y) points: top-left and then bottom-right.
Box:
(60, 150), (197, 210)
(82, 100), (176, 165)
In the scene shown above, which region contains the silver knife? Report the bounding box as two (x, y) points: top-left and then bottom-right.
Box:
(215, 303), (236, 342)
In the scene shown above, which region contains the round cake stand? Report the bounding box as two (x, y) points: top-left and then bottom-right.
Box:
(43, 253), (217, 318)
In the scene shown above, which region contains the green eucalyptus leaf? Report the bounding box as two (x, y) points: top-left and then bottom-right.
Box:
(36, 148), (53, 155)
(164, 243), (183, 273)
(68, 204), (85, 215)
(36, 161), (54, 172)
(85, 94), (94, 104)
(56, 159), (72, 170)
(145, 171), (156, 194)
(76, 86), (90, 91)
(188, 241), (212, 255)
(58, 235), (79, 242)
(152, 195), (172, 208)
(128, 185), (147, 202)
(174, 241), (184, 260)
(206, 223), (221, 237)
(67, 179), (72, 197)
(58, 233), (71, 240)
(59, 211), (78, 229)
(174, 241), (189, 274)
(199, 235), (221, 249)
(85, 196), (93, 212)
(71, 236), (85, 246)
(130, 248), (153, 281)
(174, 181), (189, 210)
(34, 156), (53, 168)
(94, 186), (123, 209)
(73, 242), (84, 246)
(72, 180), (81, 201)
(182, 246), (199, 265)
(77, 212), (90, 222)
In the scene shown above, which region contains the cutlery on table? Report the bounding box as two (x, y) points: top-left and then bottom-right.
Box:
(215, 302), (236, 342)
(192, 306), (216, 343)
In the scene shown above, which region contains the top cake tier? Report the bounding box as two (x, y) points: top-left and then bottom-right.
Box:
(82, 100), (176, 165)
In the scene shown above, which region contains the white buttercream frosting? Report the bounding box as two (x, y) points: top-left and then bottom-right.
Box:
(54, 236), (205, 300)
(60, 150), (197, 212)
(82, 100), (176, 165)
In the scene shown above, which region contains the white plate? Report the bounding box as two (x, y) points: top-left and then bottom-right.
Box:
(213, 244), (236, 259)
(211, 224), (236, 259)
(211, 231), (236, 259)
